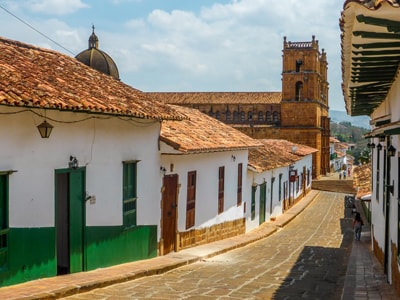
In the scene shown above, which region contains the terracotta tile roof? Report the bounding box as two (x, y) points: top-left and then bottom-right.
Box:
(248, 139), (318, 172)
(330, 137), (340, 143)
(0, 37), (186, 120)
(336, 151), (345, 158)
(346, 155), (355, 165)
(160, 105), (263, 154)
(352, 163), (371, 199)
(344, 0), (400, 9)
(335, 143), (349, 150)
(146, 92), (282, 105)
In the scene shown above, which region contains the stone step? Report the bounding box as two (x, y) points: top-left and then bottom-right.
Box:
(312, 180), (356, 194)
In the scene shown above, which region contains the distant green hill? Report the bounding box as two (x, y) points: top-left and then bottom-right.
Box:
(329, 114), (370, 164)
(329, 110), (370, 129)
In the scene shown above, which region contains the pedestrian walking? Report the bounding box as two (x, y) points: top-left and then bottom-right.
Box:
(351, 204), (357, 215)
(343, 170), (347, 179)
(339, 171), (342, 179)
(353, 212), (363, 241)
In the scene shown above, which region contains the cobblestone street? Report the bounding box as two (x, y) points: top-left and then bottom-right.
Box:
(63, 191), (353, 299)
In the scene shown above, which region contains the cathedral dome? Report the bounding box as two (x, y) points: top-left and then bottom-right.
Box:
(75, 26), (120, 80)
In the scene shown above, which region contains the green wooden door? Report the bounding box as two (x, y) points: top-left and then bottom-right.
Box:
(0, 175), (8, 271)
(69, 169), (85, 273)
(56, 168), (85, 275)
(259, 182), (266, 224)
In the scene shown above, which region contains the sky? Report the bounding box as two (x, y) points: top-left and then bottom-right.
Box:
(0, 0), (346, 111)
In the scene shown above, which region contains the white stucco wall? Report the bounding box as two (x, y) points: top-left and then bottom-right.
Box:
(0, 107), (162, 228)
(245, 166), (288, 232)
(160, 147), (248, 233)
(369, 75), (400, 282)
(245, 154), (313, 233)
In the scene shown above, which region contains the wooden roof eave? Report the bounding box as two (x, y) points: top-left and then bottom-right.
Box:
(0, 101), (187, 121)
(341, 1), (400, 116)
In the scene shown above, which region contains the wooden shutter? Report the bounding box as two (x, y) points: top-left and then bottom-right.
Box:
(237, 163), (243, 206)
(186, 171), (196, 229)
(218, 166), (225, 214)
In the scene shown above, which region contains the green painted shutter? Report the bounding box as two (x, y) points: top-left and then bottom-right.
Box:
(123, 162), (137, 228)
(259, 182), (266, 224)
(69, 170), (84, 273)
(251, 186), (256, 220)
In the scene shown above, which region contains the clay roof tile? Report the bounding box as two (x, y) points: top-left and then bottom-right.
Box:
(248, 139), (318, 172)
(0, 37), (186, 120)
(161, 105), (262, 153)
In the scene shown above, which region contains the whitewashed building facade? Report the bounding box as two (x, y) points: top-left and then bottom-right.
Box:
(0, 37), (185, 286)
(159, 105), (261, 253)
(246, 139), (317, 232)
(341, 0), (400, 294)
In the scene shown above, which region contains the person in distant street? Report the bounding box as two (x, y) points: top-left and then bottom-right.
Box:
(353, 212), (363, 241)
(339, 171), (342, 179)
(351, 204), (357, 215)
(343, 170), (347, 179)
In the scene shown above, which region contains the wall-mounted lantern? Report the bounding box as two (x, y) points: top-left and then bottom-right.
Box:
(37, 120), (53, 138)
(160, 166), (166, 176)
(68, 156), (79, 169)
(377, 143), (383, 151)
(388, 145), (396, 157)
(387, 180), (394, 195)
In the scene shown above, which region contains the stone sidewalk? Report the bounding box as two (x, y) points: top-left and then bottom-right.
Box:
(0, 189), (398, 299)
(341, 197), (399, 299)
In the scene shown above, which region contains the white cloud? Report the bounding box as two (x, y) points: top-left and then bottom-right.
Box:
(125, 18), (146, 30)
(0, 0), (346, 110)
(25, 0), (89, 15)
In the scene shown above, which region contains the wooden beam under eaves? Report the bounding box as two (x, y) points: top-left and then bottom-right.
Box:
(356, 15), (400, 33)
(353, 42), (400, 49)
(353, 31), (400, 39)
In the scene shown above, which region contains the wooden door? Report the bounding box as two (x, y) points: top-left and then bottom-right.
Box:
(259, 182), (266, 224)
(162, 174), (178, 255)
(56, 168), (85, 275)
(302, 166), (307, 196)
(0, 175), (8, 270)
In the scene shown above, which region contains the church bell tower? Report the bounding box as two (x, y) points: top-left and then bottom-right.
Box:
(280, 36), (330, 178)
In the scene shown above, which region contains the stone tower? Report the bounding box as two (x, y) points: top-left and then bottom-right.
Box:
(279, 36), (330, 178)
(145, 36), (331, 179)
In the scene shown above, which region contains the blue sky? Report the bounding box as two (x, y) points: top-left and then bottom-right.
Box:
(0, 0), (346, 111)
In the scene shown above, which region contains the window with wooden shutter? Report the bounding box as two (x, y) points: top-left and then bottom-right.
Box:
(122, 161), (137, 229)
(186, 171), (196, 229)
(237, 163), (242, 206)
(218, 166), (225, 214)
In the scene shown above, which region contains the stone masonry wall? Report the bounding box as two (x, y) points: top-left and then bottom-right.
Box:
(179, 218), (246, 250)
